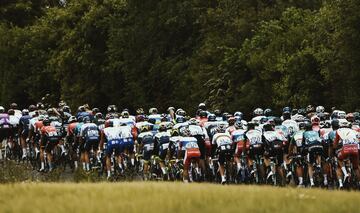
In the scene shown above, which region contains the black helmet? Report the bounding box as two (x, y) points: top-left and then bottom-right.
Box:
(158, 123), (167, 132)
(29, 105), (37, 112)
(331, 119), (340, 130)
(37, 102), (44, 109)
(214, 109), (221, 117)
(247, 122), (256, 130)
(107, 105), (117, 113)
(199, 110), (207, 118)
(304, 121), (312, 131)
(8, 109), (15, 115)
(43, 118), (51, 126)
(299, 122), (306, 130)
(207, 114), (216, 122)
(264, 108), (272, 117)
(273, 117), (282, 126)
(83, 116), (91, 123)
(263, 123), (273, 132)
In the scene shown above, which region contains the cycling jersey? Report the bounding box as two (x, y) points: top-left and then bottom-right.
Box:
(103, 126), (123, 155)
(0, 113), (10, 128)
(245, 129), (263, 146)
(138, 131), (155, 161)
(302, 130), (322, 146)
(282, 119), (299, 137)
(80, 123), (100, 142)
(19, 115), (31, 135)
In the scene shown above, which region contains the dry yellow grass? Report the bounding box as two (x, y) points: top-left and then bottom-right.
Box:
(0, 182), (359, 213)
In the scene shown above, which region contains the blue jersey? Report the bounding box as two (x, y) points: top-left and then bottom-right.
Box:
(80, 123), (100, 142)
(303, 130), (322, 146)
(19, 115), (31, 133)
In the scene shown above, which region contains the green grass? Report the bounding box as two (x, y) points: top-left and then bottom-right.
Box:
(0, 182), (359, 213)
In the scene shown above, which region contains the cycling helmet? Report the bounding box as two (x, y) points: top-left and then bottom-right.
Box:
(136, 108), (144, 115)
(22, 109), (29, 116)
(160, 114), (168, 122)
(354, 112), (360, 121)
(136, 114), (145, 122)
(264, 108), (272, 117)
(228, 117), (236, 126)
(304, 121), (312, 131)
(176, 109), (186, 116)
(263, 123), (273, 132)
(175, 116), (185, 123)
(78, 105), (86, 112)
(260, 117), (268, 124)
(337, 111), (346, 119)
(158, 123), (167, 132)
(253, 108), (263, 116)
(107, 105), (117, 113)
(331, 119), (339, 130)
(199, 110), (208, 118)
(214, 109), (221, 117)
(198, 103), (206, 110)
(58, 101), (66, 108)
(10, 103), (18, 109)
(216, 123), (227, 133)
(323, 120), (331, 128)
(38, 114), (46, 121)
(47, 108), (55, 115)
(346, 113), (354, 123)
(207, 114), (216, 122)
(95, 112), (103, 119)
(148, 118), (156, 124)
(149, 108), (158, 115)
(167, 107), (175, 113)
(234, 121), (243, 129)
(68, 116), (77, 123)
(247, 122), (256, 130)
(29, 105), (37, 112)
(0, 106), (5, 113)
(8, 109), (15, 115)
(316, 106), (325, 114)
(121, 111), (130, 118)
(92, 108), (100, 114)
(43, 118), (51, 126)
(282, 106), (291, 113)
(234, 111), (243, 120)
(83, 116), (91, 123)
(282, 110), (291, 120)
(298, 108), (306, 116)
(306, 105), (314, 113)
(311, 115), (320, 126)
(291, 108), (298, 116)
(299, 122), (306, 130)
(62, 105), (70, 113)
(37, 102), (45, 109)
(273, 117), (282, 126)
(188, 118), (198, 126)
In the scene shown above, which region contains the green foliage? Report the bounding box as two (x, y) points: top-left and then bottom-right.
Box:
(0, 0), (359, 114)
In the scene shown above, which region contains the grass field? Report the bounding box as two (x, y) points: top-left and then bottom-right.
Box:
(0, 182), (359, 213)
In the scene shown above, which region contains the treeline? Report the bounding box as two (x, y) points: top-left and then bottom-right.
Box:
(0, 0), (359, 115)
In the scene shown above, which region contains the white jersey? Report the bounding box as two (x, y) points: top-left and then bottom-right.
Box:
(282, 119), (299, 137)
(9, 115), (20, 127)
(119, 125), (133, 139)
(188, 124), (204, 136)
(119, 117), (135, 127)
(103, 127), (122, 141)
(14, 110), (22, 120)
(263, 131), (286, 142)
(293, 130), (304, 147)
(246, 129), (263, 145)
(337, 128), (358, 145)
(212, 133), (232, 146)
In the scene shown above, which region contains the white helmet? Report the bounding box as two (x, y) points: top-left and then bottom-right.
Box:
(0, 106), (4, 113)
(253, 108), (264, 116)
(316, 106), (325, 113)
(338, 119), (350, 128)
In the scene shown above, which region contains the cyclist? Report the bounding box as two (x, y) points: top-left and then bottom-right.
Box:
(18, 109), (31, 160)
(80, 117), (100, 171)
(99, 120), (123, 179)
(303, 122), (323, 187)
(154, 123), (171, 178)
(137, 124), (155, 180)
(40, 118), (60, 172)
(289, 122), (306, 187)
(262, 123), (286, 184)
(178, 127), (201, 183)
(245, 122), (264, 183)
(330, 119), (360, 188)
(212, 123), (232, 184)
